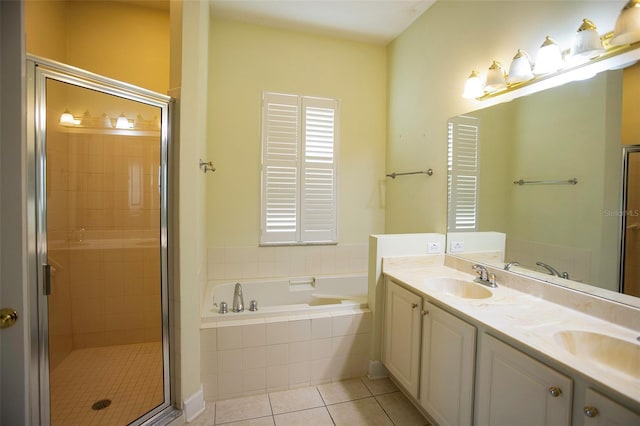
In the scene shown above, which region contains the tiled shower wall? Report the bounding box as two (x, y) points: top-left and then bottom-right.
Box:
(47, 125), (161, 368)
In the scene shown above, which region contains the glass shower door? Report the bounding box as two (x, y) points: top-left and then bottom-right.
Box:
(32, 58), (172, 426)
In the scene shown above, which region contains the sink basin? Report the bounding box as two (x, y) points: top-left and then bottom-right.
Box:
(423, 277), (493, 299)
(554, 330), (640, 379)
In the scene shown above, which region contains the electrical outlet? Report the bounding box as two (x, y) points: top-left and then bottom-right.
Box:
(427, 242), (441, 254)
(450, 241), (465, 253)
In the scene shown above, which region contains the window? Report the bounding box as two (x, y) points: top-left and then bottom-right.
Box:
(260, 92), (339, 245)
(447, 115), (480, 231)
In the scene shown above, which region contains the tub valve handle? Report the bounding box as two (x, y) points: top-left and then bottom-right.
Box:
(249, 300), (258, 311)
(219, 301), (228, 314)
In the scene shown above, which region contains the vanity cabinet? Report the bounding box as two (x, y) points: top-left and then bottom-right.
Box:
(382, 279), (422, 398)
(419, 301), (476, 426)
(477, 334), (573, 426)
(582, 388), (640, 425)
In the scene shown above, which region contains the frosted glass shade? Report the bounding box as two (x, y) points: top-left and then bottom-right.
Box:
(115, 113), (130, 129)
(570, 19), (604, 60)
(462, 70), (483, 99)
(533, 36), (564, 75)
(59, 109), (75, 125)
(484, 61), (506, 93)
(611, 0), (640, 46)
(507, 50), (534, 84)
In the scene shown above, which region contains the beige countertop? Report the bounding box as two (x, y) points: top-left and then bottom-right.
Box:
(382, 256), (640, 407)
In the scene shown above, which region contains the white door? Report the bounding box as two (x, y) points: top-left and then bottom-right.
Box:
(0, 1), (29, 424)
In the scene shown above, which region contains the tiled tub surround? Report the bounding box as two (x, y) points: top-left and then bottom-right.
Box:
(206, 245), (369, 283)
(382, 255), (640, 410)
(200, 309), (372, 401)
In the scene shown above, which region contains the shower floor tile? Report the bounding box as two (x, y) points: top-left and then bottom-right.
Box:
(49, 341), (164, 426)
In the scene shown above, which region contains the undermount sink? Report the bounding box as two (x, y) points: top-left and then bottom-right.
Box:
(554, 330), (640, 379)
(423, 277), (493, 299)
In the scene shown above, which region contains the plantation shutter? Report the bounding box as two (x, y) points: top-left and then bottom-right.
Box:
(261, 93), (300, 244)
(261, 92), (338, 244)
(301, 97), (338, 242)
(447, 115), (480, 231)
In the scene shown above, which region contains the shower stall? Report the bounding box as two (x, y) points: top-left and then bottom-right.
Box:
(27, 56), (175, 425)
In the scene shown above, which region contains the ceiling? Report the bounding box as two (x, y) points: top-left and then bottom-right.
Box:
(209, 0), (436, 44)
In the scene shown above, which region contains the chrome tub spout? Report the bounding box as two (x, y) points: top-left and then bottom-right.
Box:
(233, 282), (245, 312)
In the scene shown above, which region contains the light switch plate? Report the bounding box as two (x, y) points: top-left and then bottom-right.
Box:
(450, 241), (465, 253)
(428, 242), (441, 254)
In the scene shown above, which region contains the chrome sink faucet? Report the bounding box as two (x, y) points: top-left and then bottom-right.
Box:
(232, 282), (245, 312)
(504, 261), (519, 271)
(472, 264), (497, 288)
(536, 262), (569, 279)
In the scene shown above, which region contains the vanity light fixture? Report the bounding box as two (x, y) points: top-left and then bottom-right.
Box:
(462, 70), (484, 99)
(463, 7), (640, 102)
(506, 49), (534, 84)
(570, 19), (605, 62)
(533, 36), (564, 75)
(57, 109), (156, 132)
(484, 61), (507, 93)
(611, 0), (640, 46)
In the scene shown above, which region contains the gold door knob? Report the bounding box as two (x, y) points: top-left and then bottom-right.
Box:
(0, 308), (18, 329)
(548, 386), (561, 397)
(584, 406), (599, 418)
(421, 310), (429, 316)
(411, 303), (418, 309)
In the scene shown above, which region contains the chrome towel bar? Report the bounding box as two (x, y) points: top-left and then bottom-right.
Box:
(513, 178), (577, 186)
(386, 169), (433, 179)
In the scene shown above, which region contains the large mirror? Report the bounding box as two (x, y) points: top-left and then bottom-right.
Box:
(447, 63), (640, 307)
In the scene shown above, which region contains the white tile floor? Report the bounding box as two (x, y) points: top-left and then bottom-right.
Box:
(189, 377), (431, 426)
(49, 342), (164, 426)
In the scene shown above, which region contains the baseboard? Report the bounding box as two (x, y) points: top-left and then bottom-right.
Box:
(183, 385), (205, 423)
(367, 360), (389, 380)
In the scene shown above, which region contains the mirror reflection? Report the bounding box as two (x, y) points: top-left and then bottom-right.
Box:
(447, 65), (640, 304)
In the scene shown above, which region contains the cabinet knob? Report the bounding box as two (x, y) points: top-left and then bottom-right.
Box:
(548, 386), (561, 397)
(411, 303), (418, 309)
(583, 406), (599, 418)
(421, 310), (429, 316)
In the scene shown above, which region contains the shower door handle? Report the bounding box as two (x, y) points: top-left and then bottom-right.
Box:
(43, 264), (52, 295)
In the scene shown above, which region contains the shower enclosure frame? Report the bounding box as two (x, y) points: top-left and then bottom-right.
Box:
(26, 55), (176, 425)
(620, 145), (640, 296)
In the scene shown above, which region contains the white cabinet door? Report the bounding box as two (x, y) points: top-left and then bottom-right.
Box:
(477, 334), (573, 426)
(382, 279), (422, 398)
(582, 388), (640, 425)
(420, 301), (476, 426)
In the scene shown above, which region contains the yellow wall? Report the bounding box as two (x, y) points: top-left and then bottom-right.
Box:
(26, 0), (170, 94)
(175, 0), (210, 404)
(386, 0), (623, 234)
(206, 19), (387, 247)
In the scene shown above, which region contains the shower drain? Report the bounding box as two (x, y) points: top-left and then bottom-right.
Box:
(91, 399), (112, 411)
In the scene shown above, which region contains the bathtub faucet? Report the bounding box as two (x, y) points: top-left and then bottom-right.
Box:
(232, 283), (245, 312)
